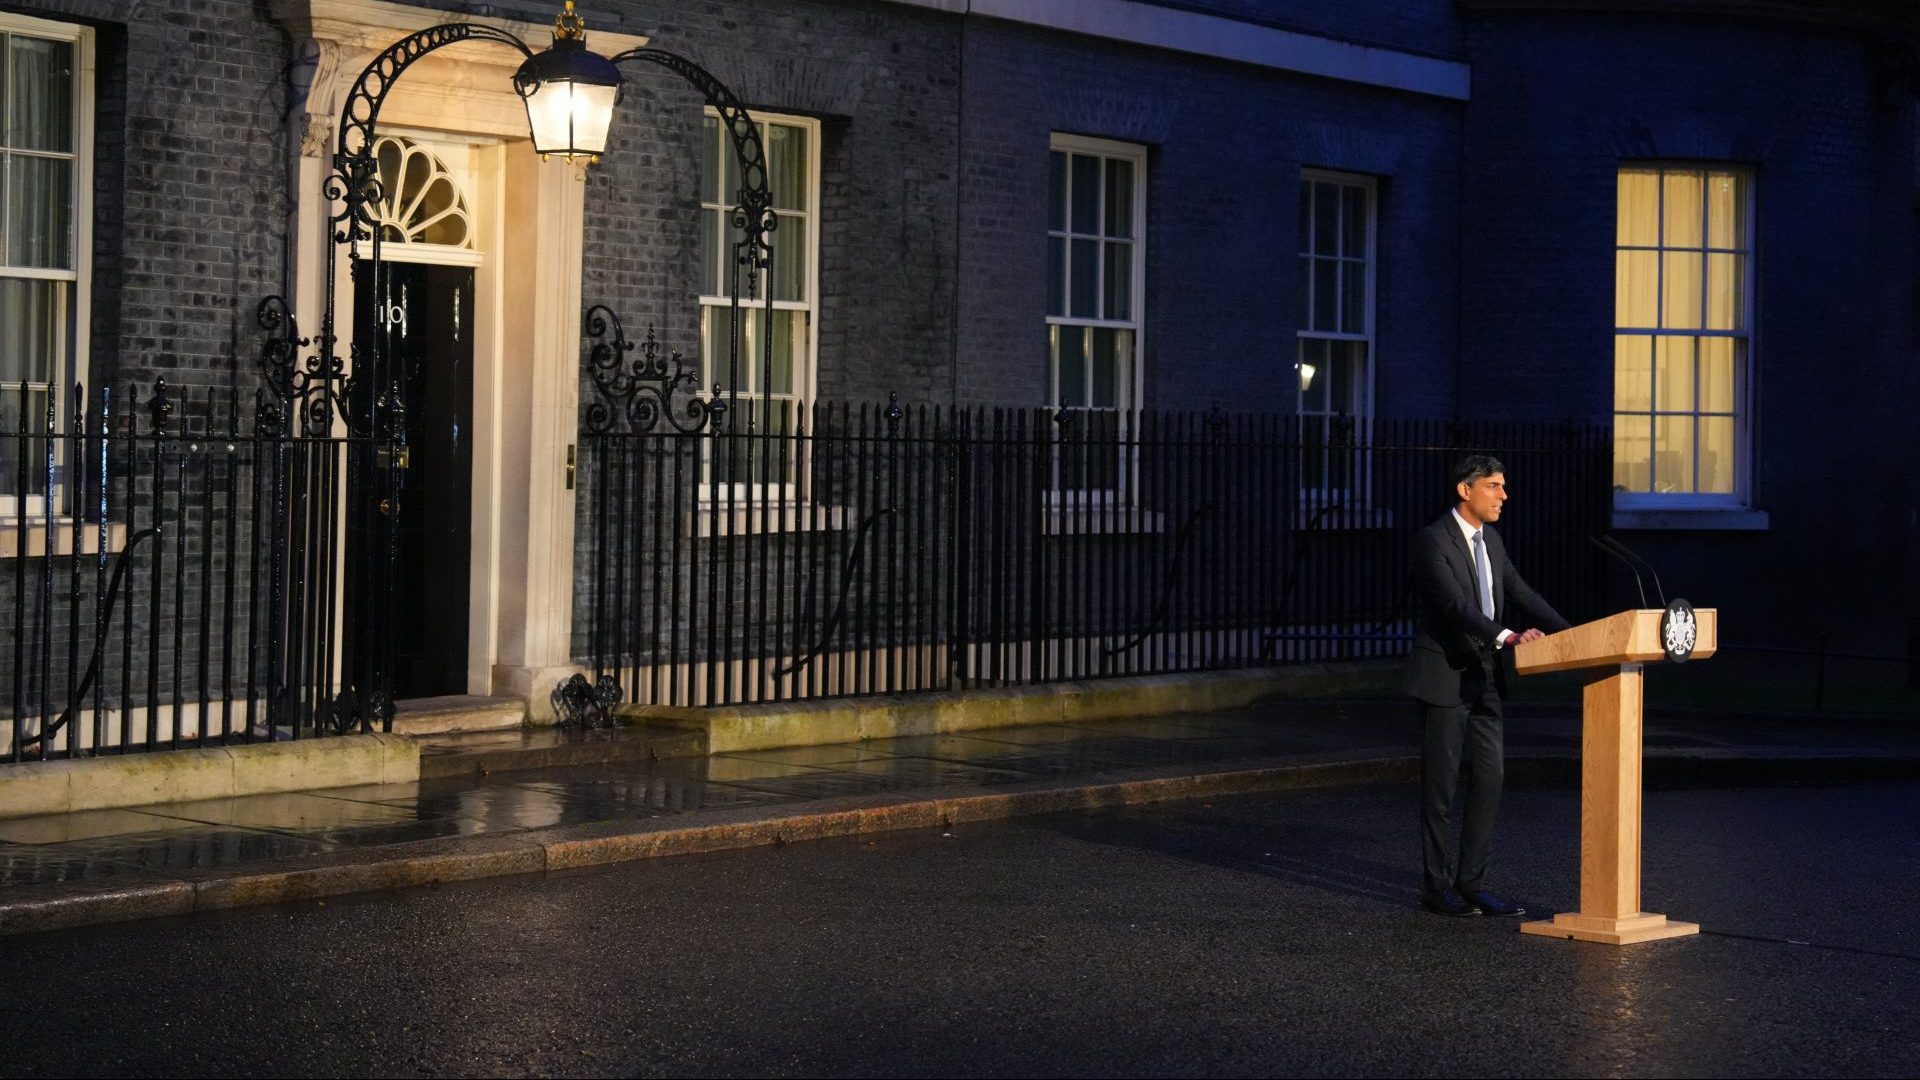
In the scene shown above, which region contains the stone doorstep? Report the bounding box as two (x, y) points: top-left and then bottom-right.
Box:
(391, 695), (528, 737)
(619, 662), (1396, 753)
(415, 725), (708, 781)
(0, 734), (421, 821)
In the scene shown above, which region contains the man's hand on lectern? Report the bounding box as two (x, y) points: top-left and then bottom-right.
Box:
(1515, 628), (1547, 644)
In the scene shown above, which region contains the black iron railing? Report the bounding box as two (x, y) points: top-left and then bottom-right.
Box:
(575, 404), (1612, 708)
(0, 381), (399, 763)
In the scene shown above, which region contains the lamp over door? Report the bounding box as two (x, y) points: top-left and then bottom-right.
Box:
(514, 1), (623, 162)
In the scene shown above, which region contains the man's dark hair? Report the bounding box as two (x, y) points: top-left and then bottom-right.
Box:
(1451, 454), (1505, 492)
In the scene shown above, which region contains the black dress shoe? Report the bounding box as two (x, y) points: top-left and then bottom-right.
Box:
(1421, 888), (1481, 917)
(1459, 889), (1525, 917)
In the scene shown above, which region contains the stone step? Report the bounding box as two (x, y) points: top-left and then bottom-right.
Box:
(621, 665), (1380, 753)
(391, 695), (526, 736)
(415, 724), (707, 780)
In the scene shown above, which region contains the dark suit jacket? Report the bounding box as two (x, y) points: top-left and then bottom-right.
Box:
(1401, 512), (1572, 707)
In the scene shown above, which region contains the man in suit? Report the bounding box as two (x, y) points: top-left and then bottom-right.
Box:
(1402, 454), (1571, 918)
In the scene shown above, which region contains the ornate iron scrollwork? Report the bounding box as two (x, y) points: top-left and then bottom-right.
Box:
(581, 305), (712, 434)
(261, 24), (534, 437)
(610, 49), (778, 280)
(325, 682), (397, 735)
(247, 22), (779, 736)
(250, 23), (544, 740)
(551, 672), (623, 729)
(254, 295), (345, 436)
(552, 47), (773, 436)
(253, 390), (287, 438)
(328, 688), (362, 735)
(256, 296), (303, 401)
(331, 24), (533, 247)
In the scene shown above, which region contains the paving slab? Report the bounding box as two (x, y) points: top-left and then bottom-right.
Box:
(0, 695), (1913, 935)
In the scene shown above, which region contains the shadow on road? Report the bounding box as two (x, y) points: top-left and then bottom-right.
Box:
(1037, 801), (1422, 912)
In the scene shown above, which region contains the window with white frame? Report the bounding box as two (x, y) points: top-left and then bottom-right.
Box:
(1047, 134), (1144, 491)
(0, 13), (91, 506)
(1047, 135), (1143, 411)
(1613, 165), (1751, 504)
(1296, 171), (1374, 492)
(700, 109), (816, 481)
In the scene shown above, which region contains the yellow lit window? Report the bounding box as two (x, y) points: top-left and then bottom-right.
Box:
(1613, 165), (1750, 503)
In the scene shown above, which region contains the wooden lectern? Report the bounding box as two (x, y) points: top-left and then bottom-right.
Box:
(1512, 606), (1717, 945)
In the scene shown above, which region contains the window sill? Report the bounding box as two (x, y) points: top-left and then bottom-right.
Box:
(0, 521), (130, 559)
(1610, 507), (1769, 531)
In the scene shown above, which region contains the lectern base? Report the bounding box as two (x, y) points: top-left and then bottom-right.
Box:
(1520, 911), (1700, 946)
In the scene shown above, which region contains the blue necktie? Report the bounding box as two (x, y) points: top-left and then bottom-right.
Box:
(1472, 530), (1495, 621)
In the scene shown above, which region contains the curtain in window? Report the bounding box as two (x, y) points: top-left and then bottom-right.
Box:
(1612, 166), (1748, 499)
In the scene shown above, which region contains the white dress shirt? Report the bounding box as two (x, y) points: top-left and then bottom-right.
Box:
(1451, 508), (1514, 648)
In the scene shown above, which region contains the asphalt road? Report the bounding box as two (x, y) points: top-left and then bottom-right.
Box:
(1, 779), (1915, 1078)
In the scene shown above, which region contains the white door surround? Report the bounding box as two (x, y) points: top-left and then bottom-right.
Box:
(273, 0), (650, 717)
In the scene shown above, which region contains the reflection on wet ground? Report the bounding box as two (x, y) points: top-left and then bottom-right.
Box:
(2, 699), (1829, 894)
(0, 711), (1375, 888)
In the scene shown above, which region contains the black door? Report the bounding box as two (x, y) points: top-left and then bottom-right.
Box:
(356, 260), (476, 699)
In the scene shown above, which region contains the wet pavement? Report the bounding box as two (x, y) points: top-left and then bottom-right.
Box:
(0, 696), (1914, 926)
(0, 704), (1390, 888)
(0, 779), (1913, 1077)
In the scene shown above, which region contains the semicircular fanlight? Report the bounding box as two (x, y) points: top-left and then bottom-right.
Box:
(370, 135), (473, 249)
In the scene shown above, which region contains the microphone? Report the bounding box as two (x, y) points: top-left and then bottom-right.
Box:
(1599, 535), (1667, 608)
(1588, 535), (1648, 608)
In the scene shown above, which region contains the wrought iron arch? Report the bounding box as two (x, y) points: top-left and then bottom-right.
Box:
(561, 50), (784, 723)
(332, 25), (534, 246)
(598, 47), (780, 435)
(608, 48), (777, 278)
(258, 24), (534, 439)
(250, 17), (786, 729)
(252, 23), (536, 736)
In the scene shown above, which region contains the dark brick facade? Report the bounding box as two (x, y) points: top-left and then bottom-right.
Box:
(1460, 8), (1919, 649)
(1, 0), (1913, 682)
(0, 2), (293, 739)
(954, 18), (1463, 413)
(578, 0), (961, 406)
(5, 0), (295, 399)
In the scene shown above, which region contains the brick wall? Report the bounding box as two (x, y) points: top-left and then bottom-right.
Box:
(577, 0), (962, 407)
(12, 0), (1914, 677)
(956, 18), (1464, 414)
(17, 0), (295, 400)
(1461, 8), (1919, 649)
(0, 2), (293, 729)
(568, 0), (964, 656)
